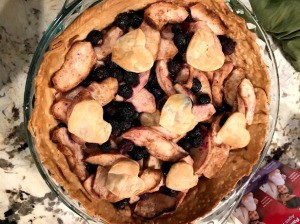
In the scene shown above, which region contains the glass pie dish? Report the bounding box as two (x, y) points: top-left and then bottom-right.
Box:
(23, 0), (279, 223)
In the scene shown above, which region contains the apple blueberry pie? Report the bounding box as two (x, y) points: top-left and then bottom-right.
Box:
(28, 0), (270, 223)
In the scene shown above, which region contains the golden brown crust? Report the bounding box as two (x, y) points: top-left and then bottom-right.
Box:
(28, 0), (270, 223)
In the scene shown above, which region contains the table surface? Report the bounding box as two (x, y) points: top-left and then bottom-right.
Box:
(0, 0), (299, 223)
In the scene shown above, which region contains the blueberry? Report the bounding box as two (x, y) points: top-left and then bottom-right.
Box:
(119, 120), (132, 132)
(111, 68), (124, 82)
(86, 30), (103, 46)
(132, 111), (139, 120)
(130, 12), (143, 28)
(197, 93), (211, 105)
(172, 24), (183, 34)
(110, 119), (120, 129)
(186, 33), (193, 42)
(191, 137), (202, 148)
(128, 146), (149, 161)
(148, 68), (159, 85)
(118, 102), (137, 121)
(174, 33), (187, 50)
(161, 186), (179, 197)
(220, 114), (229, 127)
(105, 102), (138, 121)
(81, 77), (93, 87)
(157, 97), (167, 110)
(191, 78), (202, 93)
(139, 147), (150, 159)
(91, 67), (110, 82)
(185, 8), (193, 22)
(118, 139), (135, 154)
(173, 53), (185, 64)
(107, 61), (119, 70)
(216, 103), (232, 114)
(169, 73), (177, 82)
(118, 84), (133, 99)
(161, 162), (173, 177)
(109, 120), (122, 137)
(124, 72), (140, 87)
(85, 163), (98, 175)
(113, 198), (129, 210)
(201, 123), (212, 130)
(188, 125), (201, 138)
(151, 87), (165, 100)
(114, 12), (130, 30)
(106, 62), (124, 82)
(103, 101), (119, 118)
(58, 122), (67, 128)
(131, 118), (141, 127)
(98, 141), (111, 152)
(112, 130), (122, 138)
(178, 139), (192, 151)
(145, 70), (165, 99)
(167, 60), (181, 75)
(218, 35), (236, 55)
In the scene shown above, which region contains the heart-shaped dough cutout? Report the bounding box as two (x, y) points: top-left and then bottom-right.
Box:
(112, 29), (154, 73)
(106, 173), (145, 199)
(166, 161), (198, 191)
(215, 112), (250, 148)
(68, 100), (111, 144)
(159, 94), (198, 135)
(187, 26), (225, 71)
(105, 159), (145, 198)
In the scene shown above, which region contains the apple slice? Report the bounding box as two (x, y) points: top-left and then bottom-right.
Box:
(83, 174), (98, 199)
(192, 104), (216, 122)
(134, 192), (177, 219)
(122, 127), (188, 162)
(92, 166), (121, 202)
(190, 134), (212, 176)
(224, 68), (246, 106)
(68, 100), (111, 144)
(85, 152), (127, 167)
(87, 77), (118, 106)
(144, 2), (188, 30)
(190, 3), (227, 35)
(157, 38), (178, 60)
(140, 22), (161, 59)
(238, 78), (256, 125)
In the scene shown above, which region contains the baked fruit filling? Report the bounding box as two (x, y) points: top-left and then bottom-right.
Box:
(49, 1), (259, 220)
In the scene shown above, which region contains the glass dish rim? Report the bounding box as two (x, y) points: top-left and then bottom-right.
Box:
(23, 0), (280, 223)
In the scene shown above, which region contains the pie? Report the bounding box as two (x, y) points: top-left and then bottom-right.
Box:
(28, 0), (270, 223)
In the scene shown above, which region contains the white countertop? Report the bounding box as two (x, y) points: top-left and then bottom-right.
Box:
(0, 0), (299, 223)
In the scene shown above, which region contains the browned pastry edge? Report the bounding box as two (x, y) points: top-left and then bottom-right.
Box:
(28, 0), (270, 223)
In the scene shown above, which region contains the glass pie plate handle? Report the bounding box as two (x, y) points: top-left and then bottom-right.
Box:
(23, 0), (279, 223)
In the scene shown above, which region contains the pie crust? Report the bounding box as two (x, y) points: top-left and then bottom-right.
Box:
(28, 0), (270, 223)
